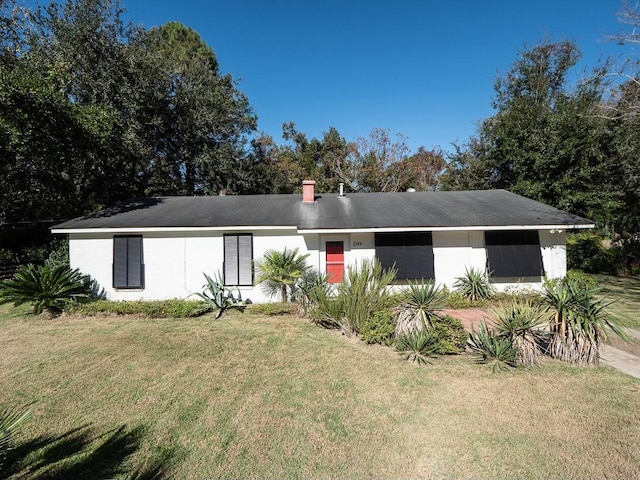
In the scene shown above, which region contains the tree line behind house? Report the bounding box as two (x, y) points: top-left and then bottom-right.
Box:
(2, 0), (640, 273)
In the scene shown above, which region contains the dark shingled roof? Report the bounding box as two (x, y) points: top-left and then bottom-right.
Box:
(52, 190), (594, 231)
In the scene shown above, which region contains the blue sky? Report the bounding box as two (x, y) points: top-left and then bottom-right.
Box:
(118, 0), (625, 153)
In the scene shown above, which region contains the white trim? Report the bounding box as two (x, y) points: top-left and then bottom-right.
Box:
(297, 224), (594, 234)
(51, 225), (298, 234)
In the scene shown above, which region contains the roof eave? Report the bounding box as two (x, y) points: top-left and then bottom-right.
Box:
(297, 224), (595, 234)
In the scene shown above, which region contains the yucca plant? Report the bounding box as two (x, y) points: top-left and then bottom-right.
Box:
(0, 406), (31, 468)
(255, 247), (310, 302)
(492, 299), (548, 367)
(395, 329), (441, 365)
(468, 322), (518, 372)
(543, 277), (626, 366)
(339, 259), (396, 336)
(192, 273), (245, 319)
(292, 268), (331, 316)
(394, 280), (447, 337)
(305, 280), (352, 331)
(453, 267), (494, 303)
(0, 263), (92, 315)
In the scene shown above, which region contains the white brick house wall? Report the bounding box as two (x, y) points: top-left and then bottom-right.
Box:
(69, 228), (567, 302)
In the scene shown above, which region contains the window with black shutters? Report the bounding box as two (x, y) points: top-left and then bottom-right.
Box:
(375, 232), (434, 280)
(113, 236), (144, 289)
(224, 234), (253, 286)
(485, 230), (544, 277)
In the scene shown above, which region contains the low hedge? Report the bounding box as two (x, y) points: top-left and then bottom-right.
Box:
(66, 299), (212, 318)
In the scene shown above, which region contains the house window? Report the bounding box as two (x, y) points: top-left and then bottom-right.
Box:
(113, 236), (144, 289)
(224, 234), (253, 286)
(375, 232), (434, 280)
(485, 230), (544, 278)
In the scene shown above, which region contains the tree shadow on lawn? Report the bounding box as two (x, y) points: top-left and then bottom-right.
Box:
(2, 423), (176, 479)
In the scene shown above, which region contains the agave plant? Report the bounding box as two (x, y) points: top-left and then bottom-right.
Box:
(492, 299), (548, 367)
(453, 267), (494, 303)
(192, 273), (245, 319)
(394, 281), (447, 337)
(543, 277), (626, 366)
(255, 247), (310, 302)
(395, 330), (441, 365)
(468, 322), (518, 372)
(0, 263), (92, 315)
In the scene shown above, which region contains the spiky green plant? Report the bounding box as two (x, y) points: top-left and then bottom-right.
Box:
(0, 263), (92, 315)
(191, 273), (245, 319)
(453, 267), (494, 303)
(292, 268), (331, 316)
(395, 330), (441, 365)
(492, 299), (548, 367)
(339, 259), (396, 336)
(543, 277), (626, 366)
(0, 406), (31, 468)
(394, 281), (447, 337)
(307, 285), (346, 332)
(468, 322), (518, 372)
(255, 247), (310, 302)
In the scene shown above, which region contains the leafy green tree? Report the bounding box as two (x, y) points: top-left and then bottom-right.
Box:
(439, 41), (616, 214)
(143, 21), (256, 196)
(1, 0), (257, 264)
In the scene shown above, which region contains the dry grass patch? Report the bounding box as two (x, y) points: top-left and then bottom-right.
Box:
(0, 305), (638, 478)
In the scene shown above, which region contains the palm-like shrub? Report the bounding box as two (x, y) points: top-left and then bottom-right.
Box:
(0, 406), (31, 469)
(453, 267), (494, 303)
(468, 323), (518, 372)
(492, 299), (547, 367)
(395, 330), (441, 365)
(543, 277), (626, 366)
(0, 263), (92, 315)
(394, 281), (447, 337)
(255, 247), (310, 302)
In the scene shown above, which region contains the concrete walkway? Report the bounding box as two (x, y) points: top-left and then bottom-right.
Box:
(441, 308), (640, 379)
(601, 345), (640, 378)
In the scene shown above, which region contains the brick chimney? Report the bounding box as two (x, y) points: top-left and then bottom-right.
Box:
(302, 180), (316, 203)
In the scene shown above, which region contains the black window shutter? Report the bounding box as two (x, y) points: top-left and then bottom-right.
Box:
(486, 231), (543, 277)
(375, 232), (434, 280)
(127, 236), (143, 288)
(113, 236), (144, 288)
(238, 235), (253, 286)
(113, 237), (128, 288)
(224, 235), (239, 285)
(224, 234), (253, 286)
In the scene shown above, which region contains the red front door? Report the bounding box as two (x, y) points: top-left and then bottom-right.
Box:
(326, 241), (344, 284)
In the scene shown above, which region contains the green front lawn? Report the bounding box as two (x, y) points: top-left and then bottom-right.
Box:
(0, 305), (638, 479)
(596, 274), (640, 329)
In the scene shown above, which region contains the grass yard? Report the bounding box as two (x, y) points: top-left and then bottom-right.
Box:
(597, 274), (640, 329)
(1, 304), (639, 479)
(596, 275), (640, 356)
